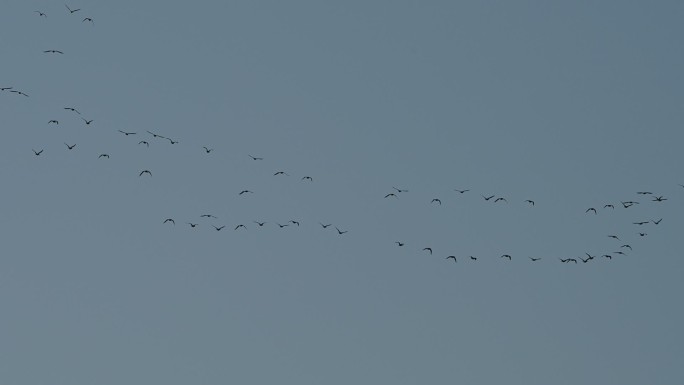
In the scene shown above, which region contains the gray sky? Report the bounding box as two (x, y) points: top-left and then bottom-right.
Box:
(1, 1), (683, 384)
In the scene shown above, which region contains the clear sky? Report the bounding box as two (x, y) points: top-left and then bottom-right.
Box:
(1, 1), (683, 384)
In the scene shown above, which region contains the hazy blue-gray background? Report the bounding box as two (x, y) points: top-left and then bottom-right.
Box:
(1, 1), (683, 384)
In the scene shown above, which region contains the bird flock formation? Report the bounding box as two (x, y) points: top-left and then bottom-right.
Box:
(5, 5), (682, 269)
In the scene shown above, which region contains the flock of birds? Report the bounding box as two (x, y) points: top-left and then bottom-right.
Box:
(5, 5), (682, 268)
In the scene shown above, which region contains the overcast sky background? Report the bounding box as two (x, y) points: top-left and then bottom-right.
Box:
(1, 1), (683, 384)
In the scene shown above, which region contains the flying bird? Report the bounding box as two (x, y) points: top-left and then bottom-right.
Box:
(82, 118), (93, 125)
(32, 149), (44, 156)
(139, 170), (152, 177)
(200, 214), (217, 219)
(652, 218), (663, 225)
(0, 87), (13, 91)
(64, 107), (80, 114)
(524, 200), (535, 206)
(529, 257), (541, 261)
(273, 171), (289, 176)
(636, 191), (652, 195)
(446, 256), (457, 263)
(118, 130), (136, 136)
(470, 256), (477, 261)
(187, 223), (198, 228)
(652, 196), (667, 202)
(604, 204), (615, 209)
(586, 208), (597, 214)
(235, 224), (247, 230)
(248, 155), (263, 160)
(10, 90), (28, 97)
(614, 251), (626, 255)
(163, 218), (175, 225)
(501, 254), (512, 260)
(494, 197), (507, 203)
(482, 195), (495, 201)
(319, 223), (332, 228)
(335, 227), (348, 235)
(621, 244), (632, 250)
(203, 146), (213, 153)
(98, 154), (110, 159)
(167, 138), (179, 144)
(602, 255), (612, 259)
(638, 232), (647, 237)
(276, 223), (289, 228)
(44, 50), (64, 54)
(384, 193), (397, 199)
(64, 143), (76, 150)
(146, 130), (165, 138)
(65, 4), (80, 13)
(48, 120), (59, 124)
(302, 176), (313, 181)
(579, 257), (591, 263)
(633, 221), (649, 225)
(289, 220), (300, 226)
(239, 190), (253, 195)
(138, 141), (149, 147)
(393, 187), (408, 193)
(395, 242), (405, 247)
(212, 225), (226, 231)
(254, 221), (266, 227)
(422, 247), (432, 254)
(431, 198), (442, 205)
(454, 189), (469, 194)
(35, 11), (47, 17)
(82, 17), (93, 24)
(608, 235), (620, 240)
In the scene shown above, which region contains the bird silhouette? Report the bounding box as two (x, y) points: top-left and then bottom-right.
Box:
(652, 218), (663, 225)
(235, 224), (247, 230)
(82, 118), (93, 125)
(608, 235), (620, 240)
(203, 146), (213, 153)
(0, 87), (12, 91)
(302, 176), (313, 182)
(319, 223), (332, 228)
(254, 221), (266, 227)
(604, 204), (615, 209)
(501, 254), (512, 260)
(454, 189), (469, 194)
(422, 247), (432, 254)
(614, 251), (626, 255)
(384, 193), (398, 199)
(636, 191), (652, 195)
(64, 107), (80, 114)
(32, 149), (44, 156)
(187, 223), (198, 228)
(10, 90), (28, 97)
(139, 170), (152, 177)
(470, 256), (477, 261)
(82, 17), (93, 24)
(239, 190), (253, 195)
(274, 171), (289, 176)
(212, 225), (225, 231)
(65, 4), (81, 13)
(48, 120), (59, 125)
(652, 196), (667, 202)
(431, 198), (442, 205)
(118, 130), (136, 136)
(393, 187), (408, 193)
(163, 218), (175, 225)
(35, 11), (47, 17)
(638, 232), (647, 237)
(146, 130), (164, 138)
(586, 208), (597, 214)
(248, 155), (263, 160)
(621, 245), (632, 250)
(602, 254), (613, 260)
(98, 154), (110, 159)
(276, 223), (289, 228)
(395, 242), (405, 246)
(64, 143), (76, 150)
(167, 138), (179, 144)
(529, 257), (541, 261)
(44, 50), (64, 54)
(289, 220), (300, 226)
(633, 221), (649, 225)
(494, 197), (507, 203)
(524, 199), (535, 206)
(482, 195), (495, 201)
(446, 256), (457, 263)
(335, 227), (348, 235)
(200, 214), (217, 219)
(579, 257), (591, 263)
(138, 141), (149, 147)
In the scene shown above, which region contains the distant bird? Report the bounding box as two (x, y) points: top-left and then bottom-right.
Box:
(98, 154), (110, 159)
(567, 258), (578, 264)
(64, 143), (76, 150)
(44, 50), (64, 54)
(187, 223), (198, 228)
(276, 223), (289, 228)
(422, 247), (432, 254)
(9, 90), (28, 97)
(586, 208), (597, 214)
(470, 256), (477, 261)
(501, 254), (512, 260)
(64, 107), (80, 114)
(608, 235), (620, 240)
(621, 244), (632, 250)
(454, 189), (469, 194)
(163, 218), (175, 225)
(395, 242), (405, 247)
(621, 201), (639, 208)
(139, 170), (152, 177)
(235, 224), (247, 230)
(0, 87), (12, 91)
(384, 193), (398, 199)
(335, 227), (348, 235)
(200, 214), (217, 219)
(82, 118), (93, 125)
(638, 232), (647, 237)
(524, 200), (535, 206)
(529, 257), (541, 261)
(289, 220), (300, 226)
(167, 138), (179, 144)
(446, 256), (457, 263)
(273, 171), (289, 176)
(579, 257), (591, 263)
(636, 191), (652, 195)
(585, 253), (595, 260)
(482, 195), (495, 201)
(254, 221), (266, 227)
(239, 190), (253, 195)
(65, 4), (80, 13)
(138, 141), (149, 147)
(319, 223), (332, 228)
(604, 204), (615, 209)
(146, 130), (164, 138)
(82, 17), (93, 24)
(393, 187), (408, 193)
(35, 11), (47, 17)
(32, 149), (44, 156)
(118, 130), (136, 136)
(602, 254), (612, 259)
(248, 154), (263, 160)
(48, 120), (59, 124)
(652, 218), (663, 225)
(202, 146), (213, 153)
(633, 221), (649, 225)
(302, 176), (313, 182)
(614, 251), (626, 255)
(212, 225), (226, 231)
(431, 198), (442, 205)
(494, 197), (507, 203)
(652, 196), (667, 202)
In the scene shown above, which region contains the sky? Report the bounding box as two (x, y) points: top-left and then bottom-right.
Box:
(1, 1), (683, 384)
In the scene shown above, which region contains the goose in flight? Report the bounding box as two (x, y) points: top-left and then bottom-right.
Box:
(0, 87), (12, 91)
(273, 171), (289, 176)
(422, 247), (432, 254)
(139, 170), (152, 177)
(638, 232), (647, 237)
(35, 11), (47, 17)
(302, 176), (313, 182)
(621, 244), (632, 250)
(82, 17), (93, 24)
(393, 187), (408, 193)
(470, 256), (477, 261)
(44, 50), (64, 54)
(276, 223), (288, 228)
(82, 118), (93, 125)
(98, 154), (110, 159)
(454, 189), (469, 194)
(64, 143), (76, 150)
(239, 190), (253, 195)
(614, 251), (626, 255)
(10, 90), (28, 97)
(167, 138), (179, 144)
(586, 208), (597, 214)
(431, 198), (442, 205)
(319, 223), (332, 228)
(395, 242), (405, 247)
(446, 256), (457, 263)
(146, 130), (165, 138)
(200, 214), (217, 219)
(529, 257), (541, 261)
(621, 201), (639, 208)
(384, 193), (398, 199)
(187, 223), (198, 228)
(652, 218), (663, 225)
(203, 146), (213, 153)
(254, 221), (266, 227)
(602, 254), (612, 259)
(163, 218), (175, 225)
(235, 224), (247, 230)
(212, 225), (225, 231)
(501, 254), (512, 260)
(482, 195), (495, 201)
(633, 221), (649, 225)
(64, 107), (80, 114)
(65, 4), (81, 13)
(604, 204), (615, 209)
(636, 191), (652, 195)
(652, 196), (667, 202)
(608, 235), (620, 240)
(118, 130), (136, 136)
(32, 149), (44, 156)
(289, 220), (300, 226)
(335, 227), (348, 235)
(248, 154), (263, 160)
(48, 120), (59, 124)
(524, 200), (535, 206)
(494, 197), (507, 203)
(579, 256), (591, 263)
(138, 141), (149, 147)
